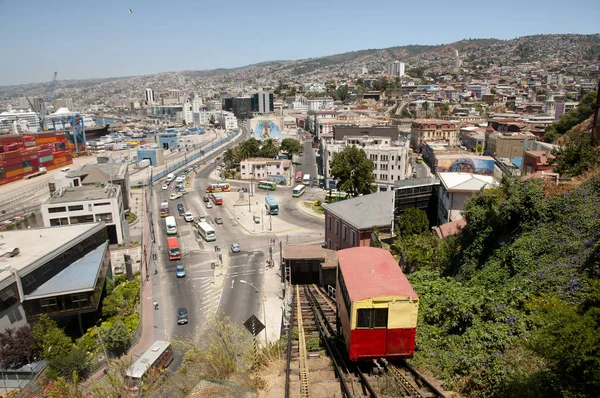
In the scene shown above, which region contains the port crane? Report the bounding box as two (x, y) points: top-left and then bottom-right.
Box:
(24, 72), (58, 132)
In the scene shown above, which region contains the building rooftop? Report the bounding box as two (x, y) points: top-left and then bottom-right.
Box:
(323, 190), (393, 231)
(45, 184), (120, 204)
(24, 241), (108, 299)
(0, 223), (105, 290)
(438, 172), (497, 191)
(67, 161), (127, 180)
(282, 245), (337, 269)
(337, 247), (418, 301)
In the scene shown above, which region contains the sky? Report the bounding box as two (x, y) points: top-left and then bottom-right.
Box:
(0, 0), (598, 86)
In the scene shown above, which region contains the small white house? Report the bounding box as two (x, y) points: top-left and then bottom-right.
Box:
(240, 158), (290, 180)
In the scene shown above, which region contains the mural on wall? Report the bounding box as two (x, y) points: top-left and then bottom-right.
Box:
(251, 118), (282, 141)
(436, 156), (495, 176)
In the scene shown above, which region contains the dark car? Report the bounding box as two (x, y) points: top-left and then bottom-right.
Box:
(203, 195), (209, 202)
(177, 203), (185, 216)
(177, 307), (188, 324)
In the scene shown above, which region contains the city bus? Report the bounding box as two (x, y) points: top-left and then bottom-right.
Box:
(196, 221), (216, 242)
(167, 237), (181, 260)
(265, 195), (279, 215)
(292, 184), (306, 198)
(324, 191), (350, 203)
(165, 216), (177, 235)
(159, 201), (169, 217)
(205, 183), (231, 193)
(295, 171), (303, 183)
(126, 340), (173, 391)
(257, 180), (277, 191)
(210, 193), (223, 205)
(302, 174), (311, 185)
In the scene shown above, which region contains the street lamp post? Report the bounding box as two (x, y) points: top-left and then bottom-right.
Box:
(239, 280), (267, 346)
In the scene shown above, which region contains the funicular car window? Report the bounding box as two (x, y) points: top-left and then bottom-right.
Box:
(357, 309), (371, 328)
(373, 308), (388, 328)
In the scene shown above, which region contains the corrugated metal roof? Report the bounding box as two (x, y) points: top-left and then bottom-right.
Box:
(338, 247), (417, 301)
(323, 191), (393, 231)
(25, 241), (108, 299)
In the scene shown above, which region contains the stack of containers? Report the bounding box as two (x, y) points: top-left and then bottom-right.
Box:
(23, 136), (37, 147)
(38, 147), (54, 170)
(0, 149), (25, 183)
(53, 150), (70, 168)
(20, 147), (39, 176)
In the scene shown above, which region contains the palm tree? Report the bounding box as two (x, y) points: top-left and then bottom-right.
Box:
(259, 139), (280, 158)
(223, 148), (239, 169)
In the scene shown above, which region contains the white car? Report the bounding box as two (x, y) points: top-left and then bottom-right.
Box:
(162, 184), (169, 190)
(210, 159), (216, 164)
(206, 202), (213, 209)
(198, 216), (206, 223)
(170, 193), (182, 200)
(184, 212), (194, 222)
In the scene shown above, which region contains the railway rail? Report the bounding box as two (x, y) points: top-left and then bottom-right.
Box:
(284, 284), (446, 398)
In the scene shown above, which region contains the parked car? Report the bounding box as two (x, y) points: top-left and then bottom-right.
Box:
(162, 184), (169, 190)
(206, 202), (213, 209)
(198, 216), (206, 223)
(176, 265), (186, 278)
(177, 203), (185, 216)
(203, 196), (209, 202)
(184, 212), (194, 222)
(231, 243), (241, 253)
(214, 217), (223, 225)
(177, 307), (188, 324)
(170, 193), (182, 200)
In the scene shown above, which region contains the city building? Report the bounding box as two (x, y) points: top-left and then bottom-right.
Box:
(282, 245), (337, 287)
(323, 191), (394, 251)
(410, 119), (460, 149)
(393, 177), (440, 223)
(53, 98), (74, 110)
(252, 92), (274, 113)
(60, 158), (131, 210)
(522, 150), (555, 176)
(332, 125), (400, 141)
(168, 89), (181, 104)
(231, 97), (252, 119)
(41, 184), (127, 244)
(487, 131), (537, 159)
(145, 88), (155, 104)
(240, 158), (290, 180)
(218, 111), (238, 130)
(322, 135), (411, 190)
(303, 97), (334, 111)
(388, 61), (405, 77)
(136, 147), (165, 166)
(437, 172), (497, 224)
(0, 223), (111, 334)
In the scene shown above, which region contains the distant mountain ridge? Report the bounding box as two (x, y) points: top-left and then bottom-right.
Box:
(1, 34), (598, 100)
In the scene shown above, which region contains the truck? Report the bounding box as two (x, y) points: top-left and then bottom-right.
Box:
(24, 166), (47, 180)
(137, 159), (150, 168)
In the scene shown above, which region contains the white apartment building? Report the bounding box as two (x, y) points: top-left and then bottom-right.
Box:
(388, 61), (405, 77)
(240, 158), (290, 180)
(192, 95), (203, 113)
(322, 135), (411, 191)
(465, 85), (489, 99)
(303, 97), (334, 111)
(41, 184), (127, 244)
(437, 172), (497, 225)
(145, 88), (155, 103)
(218, 111), (238, 131)
(183, 99), (194, 125)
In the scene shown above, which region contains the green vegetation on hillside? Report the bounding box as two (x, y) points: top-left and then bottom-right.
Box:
(406, 175), (600, 397)
(544, 91), (597, 143)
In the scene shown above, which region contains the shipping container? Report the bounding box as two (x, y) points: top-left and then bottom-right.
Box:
(23, 136), (36, 142)
(39, 155), (54, 163)
(24, 141), (37, 147)
(6, 168), (24, 178)
(45, 163), (58, 171)
(41, 160), (54, 167)
(3, 163), (23, 172)
(22, 161), (32, 168)
(30, 158), (40, 166)
(37, 149), (53, 156)
(2, 157), (24, 167)
(23, 166), (32, 173)
(0, 135), (23, 143)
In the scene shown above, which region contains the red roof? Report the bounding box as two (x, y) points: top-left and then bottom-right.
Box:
(338, 248), (418, 301)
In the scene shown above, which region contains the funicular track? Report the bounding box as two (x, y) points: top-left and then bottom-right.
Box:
(285, 284), (376, 398)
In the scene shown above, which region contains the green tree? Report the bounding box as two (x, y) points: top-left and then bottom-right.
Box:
(101, 320), (131, 356)
(335, 85), (350, 102)
(33, 315), (72, 364)
(396, 208), (429, 236)
(401, 107), (413, 118)
(280, 138), (303, 158)
(329, 146), (376, 197)
(209, 115), (215, 126)
(237, 138), (260, 160)
(526, 295), (600, 396)
(0, 325), (39, 369)
(550, 129), (600, 177)
(392, 232), (441, 273)
(223, 147), (239, 168)
(422, 101), (429, 118)
(258, 138), (280, 158)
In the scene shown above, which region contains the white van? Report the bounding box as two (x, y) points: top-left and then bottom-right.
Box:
(166, 173), (175, 182)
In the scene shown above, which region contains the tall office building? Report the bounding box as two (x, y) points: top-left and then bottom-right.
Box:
(54, 98), (74, 110)
(168, 89), (181, 103)
(251, 92), (274, 113)
(388, 61), (405, 78)
(145, 88), (155, 104)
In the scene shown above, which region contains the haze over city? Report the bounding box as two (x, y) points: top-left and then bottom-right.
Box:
(0, 0), (599, 85)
